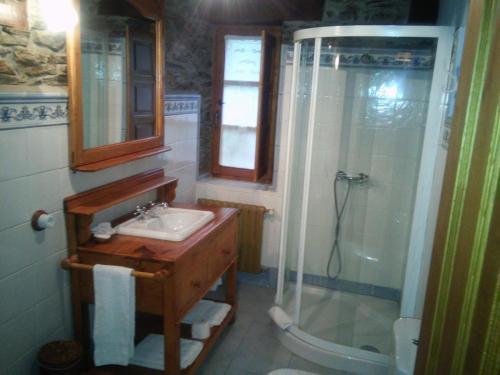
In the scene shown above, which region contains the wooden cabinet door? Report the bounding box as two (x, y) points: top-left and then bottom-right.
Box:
(127, 26), (156, 140)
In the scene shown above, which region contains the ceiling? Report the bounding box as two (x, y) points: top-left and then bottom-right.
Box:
(195, 0), (326, 25)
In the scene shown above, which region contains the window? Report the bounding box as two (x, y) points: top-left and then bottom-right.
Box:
(212, 26), (281, 183)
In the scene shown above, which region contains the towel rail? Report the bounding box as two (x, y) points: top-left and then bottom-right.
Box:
(61, 255), (170, 282)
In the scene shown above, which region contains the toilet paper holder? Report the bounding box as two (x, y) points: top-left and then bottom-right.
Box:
(31, 210), (55, 231)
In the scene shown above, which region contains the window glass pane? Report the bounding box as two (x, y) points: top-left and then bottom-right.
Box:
(219, 126), (256, 170)
(222, 84), (259, 128)
(219, 35), (262, 170)
(224, 36), (262, 82)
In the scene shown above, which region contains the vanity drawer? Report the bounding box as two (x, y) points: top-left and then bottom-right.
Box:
(175, 247), (210, 315)
(209, 218), (238, 278)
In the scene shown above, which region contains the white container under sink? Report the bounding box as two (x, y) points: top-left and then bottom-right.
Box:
(393, 318), (421, 375)
(117, 207), (215, 241)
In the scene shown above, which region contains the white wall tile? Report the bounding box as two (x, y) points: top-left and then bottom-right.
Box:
(167, 163), (197, 194)
(4, 348), (37, 375)
(26, 169), (63, 214)
(0, 129), (30, 182)
(303, 224), (334, 276)
(26, 126), (67, 174)
(261, 217), (281, 268)
(0, 308), (37, 372)
(0, 211), (66, 279)
(0, 176), (30, 231)
(165, 113), (198, 143)
(35, 250), (67, 303)
(0, 266), (37, 325)
(35, 292), (66, 346)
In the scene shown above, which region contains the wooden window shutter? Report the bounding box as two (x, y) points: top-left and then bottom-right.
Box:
(254, 30), (279, 182)
(127, 26), (156, 141)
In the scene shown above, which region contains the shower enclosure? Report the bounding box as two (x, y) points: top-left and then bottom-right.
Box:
(272, 26), (453, 374)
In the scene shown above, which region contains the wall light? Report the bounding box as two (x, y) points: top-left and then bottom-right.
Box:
(39, 0), (78, 32)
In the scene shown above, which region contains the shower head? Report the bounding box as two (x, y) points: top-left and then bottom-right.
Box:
(336, 171), (369, 184)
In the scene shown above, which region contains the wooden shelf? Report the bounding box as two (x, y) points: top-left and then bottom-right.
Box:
(65, 169), (178, 216)
(72, 146), (172, 172)
(86, 306), (237, 375)
(181, 306), (236, 374)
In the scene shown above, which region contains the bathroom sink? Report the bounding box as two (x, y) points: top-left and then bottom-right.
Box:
(117, 207), (215, 241)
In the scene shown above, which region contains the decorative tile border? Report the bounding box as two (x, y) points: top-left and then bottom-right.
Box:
(0, 92), (202, 129)
(320, 49), (434, 70)
(0, 92), (69, 130)
(285, 45), (434, 70)
(238, 267), (401, 302)
(165, 94), (200, 116)
(81, 38), (124, 56)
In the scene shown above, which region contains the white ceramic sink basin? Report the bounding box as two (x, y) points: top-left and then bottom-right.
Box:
(117, 207), (215, 241)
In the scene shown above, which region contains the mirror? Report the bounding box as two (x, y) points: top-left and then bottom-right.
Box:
(68, 0), (167, 171)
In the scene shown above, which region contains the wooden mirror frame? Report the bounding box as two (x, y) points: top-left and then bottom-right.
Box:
(67, 0), (169, 172)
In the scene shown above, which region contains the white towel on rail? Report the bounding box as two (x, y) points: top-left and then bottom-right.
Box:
(130, 334), (203, 370)
(93, 264), (135, 366)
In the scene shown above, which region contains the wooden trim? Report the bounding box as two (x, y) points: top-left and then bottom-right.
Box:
(211, 25), (281, 183)
(67, 0), (166, 171)
(72, 145), (171, 172)
(61, 254), (171, 281)
(65, 168), (178, 215)
(416, 0), (500, 373)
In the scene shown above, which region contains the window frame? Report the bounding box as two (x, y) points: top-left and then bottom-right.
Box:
(211, 26), (282, 183)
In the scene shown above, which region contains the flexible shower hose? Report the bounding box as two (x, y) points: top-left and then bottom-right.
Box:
(326, 176), (352, 279)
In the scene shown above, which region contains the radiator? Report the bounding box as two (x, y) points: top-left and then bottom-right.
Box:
(198, 198), (266, 273)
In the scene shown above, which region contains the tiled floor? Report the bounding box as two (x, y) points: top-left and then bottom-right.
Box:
(197, 283), (349, 375)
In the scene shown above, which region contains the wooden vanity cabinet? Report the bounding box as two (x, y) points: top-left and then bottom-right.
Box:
(63, 169), (239, 374)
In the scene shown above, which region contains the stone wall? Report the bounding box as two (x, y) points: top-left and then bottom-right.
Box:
(284, 0), (411, 42)
(0, 3), (67, 86)
(323, 0), (411, 24)
(164, 0), (214, 175)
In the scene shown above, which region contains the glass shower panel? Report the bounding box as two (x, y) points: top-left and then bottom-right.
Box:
(281, 39), (315, 319)
(299, 37), (437, 354)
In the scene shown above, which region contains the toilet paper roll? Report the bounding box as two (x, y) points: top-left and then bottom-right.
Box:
(191, 322), (210, 340)
(31, 210), (55, 231)
(38, 213), (55, 229)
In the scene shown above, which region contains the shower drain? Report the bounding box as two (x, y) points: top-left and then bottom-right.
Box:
(360, 345), (381, 353)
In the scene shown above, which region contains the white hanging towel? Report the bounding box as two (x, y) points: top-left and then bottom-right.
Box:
(130, 334), (204, 370)
(93, 264), (135, 366)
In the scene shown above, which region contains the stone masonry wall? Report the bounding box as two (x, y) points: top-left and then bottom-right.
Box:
(0, 0), (67, 85)
(323, 0), (411, 24)
(164, 0), (214, 175)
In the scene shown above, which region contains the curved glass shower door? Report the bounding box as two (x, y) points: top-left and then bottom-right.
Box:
(275, 26), (453, 371)
(299, 35), (439, 354)
(279, 38), (315, 322)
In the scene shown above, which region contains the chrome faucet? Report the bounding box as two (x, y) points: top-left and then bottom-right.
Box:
(134, 205), (148, 221)
(135, 201), (169, 220)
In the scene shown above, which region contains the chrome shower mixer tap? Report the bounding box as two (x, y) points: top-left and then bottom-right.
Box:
(335, 171), (369, 183)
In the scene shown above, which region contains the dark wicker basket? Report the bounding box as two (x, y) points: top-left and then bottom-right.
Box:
(37, 341), (82, 374)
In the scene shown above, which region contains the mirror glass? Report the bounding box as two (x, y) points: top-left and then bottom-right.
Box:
(80, 1), (157, 149)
